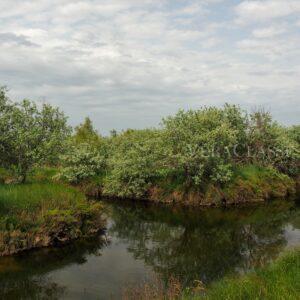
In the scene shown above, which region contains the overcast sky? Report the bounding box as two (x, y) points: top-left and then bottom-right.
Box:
(0, 0), (299, 134)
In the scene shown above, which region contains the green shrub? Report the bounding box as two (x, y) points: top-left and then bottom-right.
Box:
(104, 129), (168, 198)
(58, 143), (107, 183)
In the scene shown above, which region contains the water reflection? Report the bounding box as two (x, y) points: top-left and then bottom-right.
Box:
(0, 236), (108, 299)
(108, 200), (300, 285)
(0, 200), (299, 299)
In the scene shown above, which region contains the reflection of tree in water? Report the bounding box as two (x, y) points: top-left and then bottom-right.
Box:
(108, 200), (299, 286)
(0, 277), (65, 300)
(0, 235), (108, 299)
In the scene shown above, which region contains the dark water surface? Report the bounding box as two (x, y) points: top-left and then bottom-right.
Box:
(0, 199), (299, 299)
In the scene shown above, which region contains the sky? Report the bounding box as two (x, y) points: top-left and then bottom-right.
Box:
(0, 0), (299, 134)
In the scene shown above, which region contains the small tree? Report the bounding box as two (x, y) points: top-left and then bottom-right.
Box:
(73, 117), (100, 145)
(0, 88), (71, 182)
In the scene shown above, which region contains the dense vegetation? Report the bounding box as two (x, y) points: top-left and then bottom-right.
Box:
(59, 105), (299, 205)
(0, 87), (299, 205)
(0, 87), (70, 183)
(0, 88), (105, 255)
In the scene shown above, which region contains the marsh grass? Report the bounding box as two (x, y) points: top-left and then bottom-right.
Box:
(0, 183), (85, 214)
(0, 183), (87, 230)
(28, 167), (59, 183)
(0, 182), (105, 255)
(199, 249), (300, 300)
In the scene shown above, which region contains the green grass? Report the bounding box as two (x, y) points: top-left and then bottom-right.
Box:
(222, 165), (295, 204)
(28, 167), (59, 183)
(0, 182), (105, 255)
(185, 249), (300, 300)
(0, 182), (85, 214)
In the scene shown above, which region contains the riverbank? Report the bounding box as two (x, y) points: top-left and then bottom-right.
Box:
(0, 183), (106, 256)
(81, 165), (297, 206)
(0, 165), (297, 257)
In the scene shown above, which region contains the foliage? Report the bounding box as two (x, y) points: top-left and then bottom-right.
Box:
(73, 117), (101, 145)
(0, 87), (71, 182)
(58, 142), (107, 183)
(287, 125), (300, 145)
(247, 110), (299, 175)
(57, 104), (299, 200)
(104, 129), (168, 198)
(161, 105), (246, 186)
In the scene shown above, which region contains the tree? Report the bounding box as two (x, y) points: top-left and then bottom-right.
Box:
(0, 88), (71, 182)
(73, 117), (100, 145)
(248, 110), (299, 175)
(287, 125), (300, 145)
(161, 105), (243, 186)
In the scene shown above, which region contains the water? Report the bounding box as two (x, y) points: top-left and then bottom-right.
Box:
(0, 199), (299, 299)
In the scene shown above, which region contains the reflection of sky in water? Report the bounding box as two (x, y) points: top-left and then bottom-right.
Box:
(48, 240), (153, 300)
(284, 224), (300, 249)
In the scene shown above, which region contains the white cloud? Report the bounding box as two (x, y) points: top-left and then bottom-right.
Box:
(237, 36), (300, 60)
(252, 25), (287, 38)
(235, 0), (300, 24)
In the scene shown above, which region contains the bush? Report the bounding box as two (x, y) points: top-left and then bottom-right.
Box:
(104, 129), (168, 198)
(58, 143), (107, 183)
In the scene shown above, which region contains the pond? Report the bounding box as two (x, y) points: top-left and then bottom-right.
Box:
(0, 199), (299, 299)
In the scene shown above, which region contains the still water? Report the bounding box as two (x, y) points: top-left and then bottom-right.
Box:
(0, 199), (299, 299)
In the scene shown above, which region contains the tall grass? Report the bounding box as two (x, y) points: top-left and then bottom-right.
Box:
(0, 183), (85, 214)
(0, 183), (105, 253)
(200, 249), (300, 300)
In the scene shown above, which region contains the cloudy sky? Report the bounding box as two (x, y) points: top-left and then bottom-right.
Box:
(0, 0), (299, 133)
